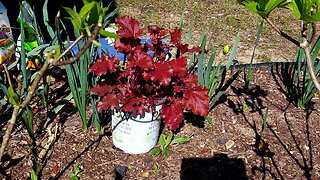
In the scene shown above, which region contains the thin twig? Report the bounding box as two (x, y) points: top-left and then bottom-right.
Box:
(3, 64), (13, 89)
(53, 24), (102, 66)
(265, 17), (300, 47)
(17, 76), (22, 96)
(300, 22), (320, 98)
(57, 34), (85, 60)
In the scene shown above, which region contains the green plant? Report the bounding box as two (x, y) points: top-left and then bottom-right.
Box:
(70, 164), (82, 180)
(63, 0), (119, 132)
(188, 30), (240, 106)
(187, 32), (240, 128)
(245, 19), (264, 85)
(238, 0), (320, 106)
(0, 0), (104, 169)
(283, 34), (320, 108)
(30, 169), (38, 180)
(243, 103), (252, 111)
(63, 1), (102, 132)
(2, 1), (53, 173)
(260, 107), (269, 135)
(150, 132), (190, 157)
(153, 163), (159, 176)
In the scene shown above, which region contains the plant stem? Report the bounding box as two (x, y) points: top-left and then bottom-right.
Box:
(20, 61), (50, 108)
(309, 22), (317, 45)
(0, 23), (102, 163)
(301, 39), (320, 96)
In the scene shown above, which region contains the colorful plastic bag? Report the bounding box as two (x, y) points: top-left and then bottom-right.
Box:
(0, 2), (15, 70)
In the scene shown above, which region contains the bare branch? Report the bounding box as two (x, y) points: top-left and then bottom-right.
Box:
(0, 106), (20, 163)
(53, 23), (102, 66)
(57, 34), (85, 60)
(20, 61), (50, 109)
(265, 17), (300, 47)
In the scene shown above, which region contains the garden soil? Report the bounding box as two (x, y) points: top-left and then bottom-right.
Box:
(1, 1), (320, 179)
(1, 67), (320, 179)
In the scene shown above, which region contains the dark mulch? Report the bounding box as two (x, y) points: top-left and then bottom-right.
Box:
(1, 64), (319, 180)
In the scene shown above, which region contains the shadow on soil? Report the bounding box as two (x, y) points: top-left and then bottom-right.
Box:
(271, 62), (317, 109)
(0, 155), (25, 179)
(50, 131), (110, 180)
(264, 110), (314, 180)
(180, 154), (248, 180)
(227, 74), (314, 180)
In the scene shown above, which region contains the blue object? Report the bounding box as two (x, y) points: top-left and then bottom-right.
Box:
(71, 38), (167, 60)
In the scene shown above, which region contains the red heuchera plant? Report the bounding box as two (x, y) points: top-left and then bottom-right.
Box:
(89, 16), (209, 130)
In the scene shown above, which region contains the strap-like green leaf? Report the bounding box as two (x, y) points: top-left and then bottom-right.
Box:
(8, 87), (20, 106)
(99, 30), (119, 38)
(64, 7), (82, 29)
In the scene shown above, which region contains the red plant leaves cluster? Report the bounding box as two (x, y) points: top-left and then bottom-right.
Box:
(89, 16), (209, 130)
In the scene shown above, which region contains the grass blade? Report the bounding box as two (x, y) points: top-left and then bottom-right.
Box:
(43, 0), (55, 40)
(247, 19), (264, 83)
(197, 35), (206, 85)
(205, 53), (216, 87)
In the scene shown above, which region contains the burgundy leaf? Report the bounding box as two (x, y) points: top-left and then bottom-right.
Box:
(176, 42), (189, 55)
(148, 25), (168, 45)
(149, 61), (173, 86)
(161, 101), (184, 131)
(182, 74), (199, 89)
(170, 27), (181, 45)
(97, 93), (119, 112)
(188, 46), (202, 53)
(127, 52), (154, 70)
(173, 86), (184, 93)
(114, 39), (132, 53)
(90, 85), (116, 96)
(147, 25), (167, 36)
(89, 55), (119, 75)
(169, 57), (187, 77)
(184, 86), (209, 116)
(121, 97), (150, 115)
(116, 15), (142, 38)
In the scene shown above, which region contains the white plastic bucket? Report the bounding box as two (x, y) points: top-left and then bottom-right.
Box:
(112, 106), (161, 154)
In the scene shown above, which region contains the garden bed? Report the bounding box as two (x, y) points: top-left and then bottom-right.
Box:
(1, 66), (319, 179)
